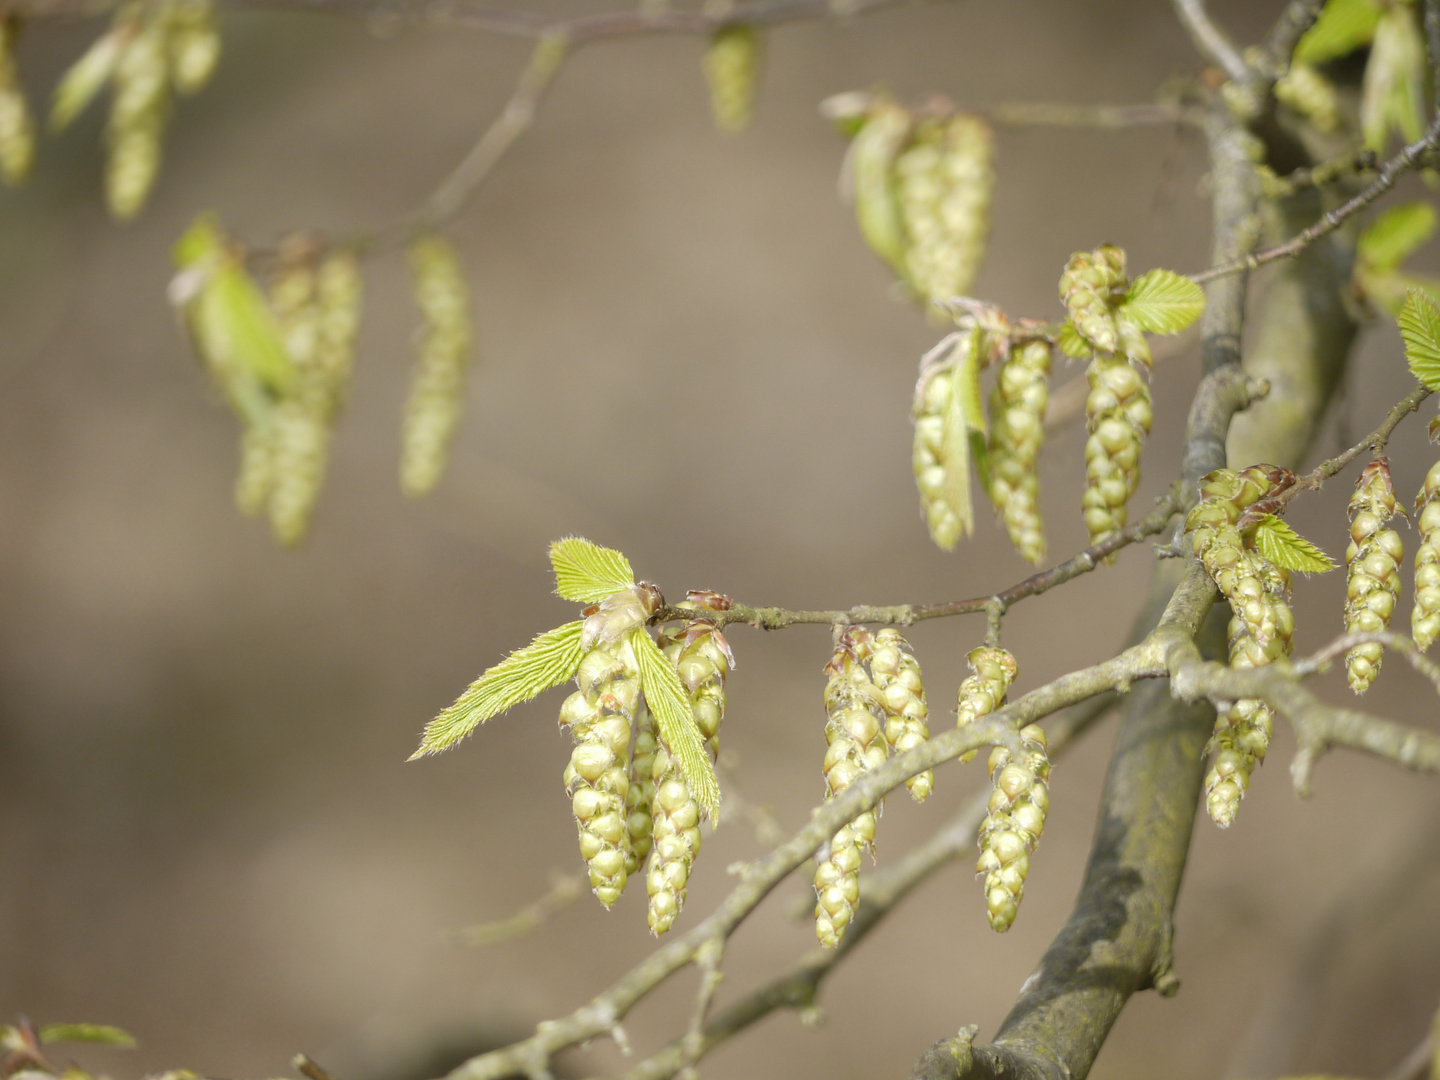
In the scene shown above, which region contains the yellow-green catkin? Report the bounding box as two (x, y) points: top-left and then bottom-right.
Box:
(625, 702), (658, 876)
(814, 628), (887, 948)
(956, 645), (1016, 765)
(1208, 555), (1293, 828)
(702, 24), (760, 133)
(559, 587), (659, 908)
(401, 235), (473, 496)
(266, 237), (362, 546)
(1346, 457), (1403, 693)
(645, 734), (703, 936)
(1082, 353), (1152, 545)
(1412, 459), (1440, 649)
(894, 112), (995, 306)
(644, 621), (732, 936)
(1274, 61), (1341, 133)
(987, 339), (1052, 563)
(977, 724), (1049, 932)
(167, 0), (220, 96)
(107, 16), (169, 220)
(0, 17), (35, 187)
(1060, 244), (1126, 353)
(1186, 466), (1294, 828)
(870, 627), (932, 802)
(235, 419), (274, 517)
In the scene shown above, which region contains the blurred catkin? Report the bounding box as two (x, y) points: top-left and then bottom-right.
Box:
(401, 235), (473, 496)
(0, 17), (35, 186)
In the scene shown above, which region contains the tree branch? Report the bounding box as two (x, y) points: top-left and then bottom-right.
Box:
(657, 483), (1190, 632)
(1193, 114), (1440, 285)
(1171, 0), (1249, 83)
(604, 693), (1120, 1080)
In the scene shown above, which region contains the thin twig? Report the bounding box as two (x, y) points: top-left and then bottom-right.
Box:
(1291, 630), (1440, 695)
(450, 869), (586, 947)
(655, 484), (1186, 631)
(1270, 385), (1432, 513)
(1171, 0), (1249, 83)
(1193, 115), (1440, 285)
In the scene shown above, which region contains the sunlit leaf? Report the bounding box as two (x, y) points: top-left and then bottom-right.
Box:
(1253, 515), (1338, 574)
(632, 628), (719, 816)
(39, 1025), (136, 1049)
(1358, 202), (1437, 273)
(410, 620), (585, 758)
(1294, 0), (1381, 65)
(1399, 288), (1440, 390)
(549, 537), (636, 604)
(1118, 269), (1205, 335)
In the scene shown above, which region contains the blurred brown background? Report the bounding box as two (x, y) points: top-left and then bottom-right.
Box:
(2, 2), (1438, 1078)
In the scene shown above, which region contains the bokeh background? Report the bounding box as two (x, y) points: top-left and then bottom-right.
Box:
(2, 2), (1438, 1078)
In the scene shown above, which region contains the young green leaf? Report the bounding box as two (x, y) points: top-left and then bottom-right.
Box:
(410, 620), (585, 758)
(49, 29), (123, 132)
(954, 326), (987, 436)
(1294, 0), (1381, 65)
(1253, 514), (1338, 574)
(549, 537), (636, 604)
(1118, 269), (1206, 335)
(1399, 288), (1440, 391)
(1055, 319), (1091, 360)
(631, 627), (719, 816)
(38, 1025), (136, 1049)
(1358, 202), (1437, 274)
(940, 335), (975, 546)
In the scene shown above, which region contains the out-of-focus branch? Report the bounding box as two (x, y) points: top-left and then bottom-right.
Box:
(1194, 115), (1440, 285)
(606, 692), (1120, 1080)
(1171, 0), (1249, 82)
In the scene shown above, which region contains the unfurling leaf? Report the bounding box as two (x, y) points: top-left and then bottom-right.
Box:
(632, 627), (719, 816)
(1360, 2), (1428, 152)
(1118, 269), (1205, 335)
(549, 537), (636, 604)
(410, 620), (585, 758)
(1358, 202), (1437, 274)
(954, 326), (986, 437)
(50, 29), (123, 131)
(1294, 0), (1381, 65)
(1253, 514), (1338, 574)
(1399, 289), (1440, 390)
(940, 331), (978, 544)
(38, 1025), (137, 1049)
(1055, 319), (1091, 359)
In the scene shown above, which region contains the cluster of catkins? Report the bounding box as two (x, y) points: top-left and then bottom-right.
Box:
(236, 234), (363, 545)
(912, 318), (1055, 562)
(813, 627), (932, 948)
(1061, 245), (1156, 546)
(173, 215), (476, 544)
(0, 1), (220, 212)
(1344, 458), (1404, 692)
(826, 92), (995, 309)
(1187, 466), (1296, 828)
(702, 24), (762, 133)
(58, 0), (219, 219)
(561, 589), (733, 936)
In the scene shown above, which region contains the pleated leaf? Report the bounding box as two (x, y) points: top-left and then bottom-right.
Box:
(410, 620), (584, 759)
(550, 537), (635, 603)
(39, 1026), (136, 1049)
(940, 344), (975, 546)
(1399, 288), (1440, 390)
(1118, 269), (1206, 335)
(1254, 515), (1338, 574)
(632, 628), (719, 816)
